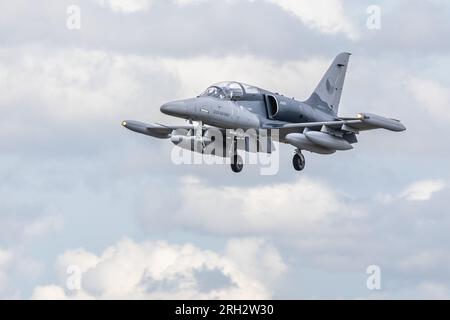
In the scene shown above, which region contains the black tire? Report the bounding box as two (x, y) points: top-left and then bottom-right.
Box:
(231, 154), (244, 173)
(293, 153), (305, 171)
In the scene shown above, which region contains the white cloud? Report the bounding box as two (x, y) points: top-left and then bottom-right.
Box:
(32, 284), (95, 300)
(400, 179), (446, 201)
(171, 176), (363, 235)
(225, 238), (287, 285)
(31, 238), (286, 299)
(0, 248), (13, 295)
(161, 55), (328, 99)
(139, 175), (450, 279)
(408, 77), (450, 123)
(0, 247), (42, 298)
(174, 0), (207, 5)
(416, 281), (450, 299)
(375, 179), (446, 203)
(0, 47), (174, 132)
(22, 215), (63, 238)
(397, 250), (450, 276)
(174, 0), (358, 39)
(266, 0), (359, 39)
(0, 249), (13, 269)
(32, 285), (70, 300)
(94, 0), (153, 13)
(0, 47), (335, 136)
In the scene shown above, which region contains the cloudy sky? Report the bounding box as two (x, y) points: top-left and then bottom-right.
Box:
(1, 0), (450, 299)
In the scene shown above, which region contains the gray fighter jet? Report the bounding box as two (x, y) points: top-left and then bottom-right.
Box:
(122, 53), (405, 173)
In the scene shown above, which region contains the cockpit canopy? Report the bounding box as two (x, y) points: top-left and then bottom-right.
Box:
(200, 81), (261, 100)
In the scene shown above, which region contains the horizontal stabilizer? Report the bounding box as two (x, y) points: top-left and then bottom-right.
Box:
(351, 113), (406, 132)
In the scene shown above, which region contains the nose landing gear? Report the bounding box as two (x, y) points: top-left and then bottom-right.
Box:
(229, 136), (244, 173)
(293, 150), (305, 171)
(231, 154), (244, 173)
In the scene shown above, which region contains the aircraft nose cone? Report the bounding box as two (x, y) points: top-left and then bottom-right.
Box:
(160, 101), (187, 117)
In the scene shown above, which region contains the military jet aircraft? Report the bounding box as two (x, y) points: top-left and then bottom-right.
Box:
(122, 52), (405, 173)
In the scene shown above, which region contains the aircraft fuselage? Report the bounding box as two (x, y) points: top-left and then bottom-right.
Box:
(160, 87), (335, 138)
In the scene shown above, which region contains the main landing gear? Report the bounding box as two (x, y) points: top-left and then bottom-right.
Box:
(292, 150), (305, 171)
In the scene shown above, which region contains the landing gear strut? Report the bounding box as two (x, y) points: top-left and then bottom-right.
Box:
(293, 150), (305, 171)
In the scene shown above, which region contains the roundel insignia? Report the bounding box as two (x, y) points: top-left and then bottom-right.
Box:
(326, 78), (334, 94)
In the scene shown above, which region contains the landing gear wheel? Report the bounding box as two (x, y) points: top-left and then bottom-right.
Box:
(231, 154), (244, 173)
(293, 153), (305, 171)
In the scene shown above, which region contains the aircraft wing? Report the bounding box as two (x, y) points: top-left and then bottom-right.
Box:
(121, 120), (195, 139)
(263, 113), (406, 133)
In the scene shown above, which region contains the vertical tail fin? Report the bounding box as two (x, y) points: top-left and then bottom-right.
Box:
(304, 52), (351, 116)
